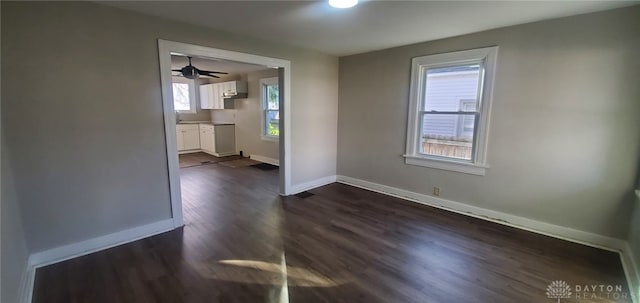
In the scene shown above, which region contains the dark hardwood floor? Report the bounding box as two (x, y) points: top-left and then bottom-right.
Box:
(178, 152), (242, 168)
(32, 163), (630, 302)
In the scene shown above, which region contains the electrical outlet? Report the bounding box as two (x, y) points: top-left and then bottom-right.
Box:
(433, 187), (440, 196)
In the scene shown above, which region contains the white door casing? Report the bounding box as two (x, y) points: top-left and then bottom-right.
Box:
(158, 39), (292, 228)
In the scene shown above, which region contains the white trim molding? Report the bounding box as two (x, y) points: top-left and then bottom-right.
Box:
(19, 265), (34, 303)
(158, 40), (293, 228)
(250, 154), (280, 166)
(404, 155), (489, 175)
(621, 243), (640, 303)
(28, 219), (174, 267)
(289, 175), (337, 195)
(22, 219), (175, 303)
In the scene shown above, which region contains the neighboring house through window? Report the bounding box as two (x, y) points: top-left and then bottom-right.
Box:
(261, 77), (279, 140)
(404, 47), (498, 175)
(172, 77), (196, 113)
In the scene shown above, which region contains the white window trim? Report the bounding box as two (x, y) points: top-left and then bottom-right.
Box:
(260, 77), (279, 141)
(172, 77), (197, 114)
(404, 46), (498, 176)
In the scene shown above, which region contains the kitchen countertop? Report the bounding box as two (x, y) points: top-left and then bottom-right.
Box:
(177, 120), (210, 124)
(177, 121), (234, 126)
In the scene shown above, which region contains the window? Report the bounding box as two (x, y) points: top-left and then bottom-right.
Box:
(261, 77), (279, 140)
(172, 77), (196, 113)
(404, 47), (498, 175)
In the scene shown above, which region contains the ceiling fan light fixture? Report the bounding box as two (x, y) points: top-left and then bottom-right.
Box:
(329, 0), (358, 9)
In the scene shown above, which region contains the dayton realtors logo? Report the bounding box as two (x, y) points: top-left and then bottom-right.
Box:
(545, 280), (628, 302)
(546, 280), (572, 302)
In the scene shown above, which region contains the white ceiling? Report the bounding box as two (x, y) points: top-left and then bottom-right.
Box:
(105, 1), (638, 56)
(171, 55), (270, 74)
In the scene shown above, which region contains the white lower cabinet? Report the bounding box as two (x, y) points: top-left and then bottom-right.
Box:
(199, 124), (236, 157)
(199, 125), (215, 153)
(176, 124), (200, 151)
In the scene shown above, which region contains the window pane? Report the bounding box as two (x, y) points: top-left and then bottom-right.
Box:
(265, 110), (279, 136)
(266, 84), (279, 110)
(172, 83), (191, 111)
(421, 113), (475, 160)
(423, 64), (480, 112)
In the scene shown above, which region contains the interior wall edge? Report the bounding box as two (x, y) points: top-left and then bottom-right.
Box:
(621, 242), (640, 303)
(289, 175), (337, 196)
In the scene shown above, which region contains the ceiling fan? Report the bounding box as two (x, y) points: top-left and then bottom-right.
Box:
(172, 56), (228, 79)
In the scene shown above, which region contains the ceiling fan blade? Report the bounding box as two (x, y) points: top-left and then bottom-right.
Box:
(172, 69), (182, 72)
(197, 68), (228, 75)
(200, 73), (220, 78)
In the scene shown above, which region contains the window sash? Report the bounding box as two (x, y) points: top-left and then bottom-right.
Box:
(264, 110), (279, 137)
(418, 112), (480, 162)
(261, 77), (280, 138)
(416, 60), (485, 162)
(172, 77), (196, 113)
(404, 46), (498, 175)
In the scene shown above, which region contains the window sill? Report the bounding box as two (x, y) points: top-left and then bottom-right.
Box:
(403, 154), (488, 176)
(177, 110), (197, 114)
(261, 135), (279, 142)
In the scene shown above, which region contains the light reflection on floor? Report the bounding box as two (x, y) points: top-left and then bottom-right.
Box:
(188, 255), (346, 288)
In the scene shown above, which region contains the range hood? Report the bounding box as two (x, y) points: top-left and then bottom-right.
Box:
(222, 91), (248, 99)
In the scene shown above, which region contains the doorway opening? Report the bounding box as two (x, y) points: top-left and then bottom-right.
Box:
(158, 40), (291, 228)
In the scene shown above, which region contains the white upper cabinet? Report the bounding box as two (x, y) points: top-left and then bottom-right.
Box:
(199, 83), (220, 109)
(200, 81), (247, 109)
(220, 81), (248, 98)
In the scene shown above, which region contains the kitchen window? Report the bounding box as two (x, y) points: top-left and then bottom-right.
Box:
(404, 47), (498, 175)
(172, 77), (196, 113)
(261, 77), (279, 140)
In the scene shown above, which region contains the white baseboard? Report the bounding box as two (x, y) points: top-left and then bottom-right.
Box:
(17, 258), (32, 303)
(23, 218), (175, 303)
(213, 151), (237, 157)
(21, 265), (35, 303)
(289, 175), (336, 195)
(622, 243), (640, 303)
(28, 218), (175, 267)
(178, 149), (201, 155)
(250, 154), (280, 166)
(336, 175), (625, 251)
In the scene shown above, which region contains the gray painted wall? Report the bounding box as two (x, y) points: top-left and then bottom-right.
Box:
(234, 69), (280, 161)
(338, 6), (640, 238)
(0, 4), (30, 300)
(1, 116), (29, 303)
(2, 1), (338, 253)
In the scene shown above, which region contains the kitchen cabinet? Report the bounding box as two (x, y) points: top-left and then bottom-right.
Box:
(199, 83), (223, 110)
(220, 81), (247, 98)
(199, 124), (215, 153)
(199, 124), (236, 157)
(176, 124), (200, 152)
(200, 81), (246, 110)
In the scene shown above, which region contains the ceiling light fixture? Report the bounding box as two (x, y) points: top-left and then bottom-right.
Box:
(328, 0), (358, 9)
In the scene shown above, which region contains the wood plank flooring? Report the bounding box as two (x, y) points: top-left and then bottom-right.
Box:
(178, 152), (242, 168)
(32, 163), (631, 302)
